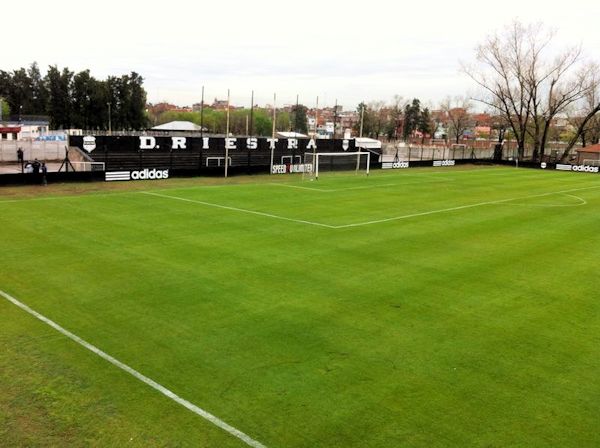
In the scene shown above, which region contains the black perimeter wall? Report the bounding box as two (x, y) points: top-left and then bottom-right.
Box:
(69, 135), (367, 175)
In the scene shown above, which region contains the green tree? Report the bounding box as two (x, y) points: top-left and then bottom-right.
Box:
(290, 104), (308, 134)
(419, 108), (433, 137)
(0, 97), (10, 120)
(28, 62), (48, 114)
(354, 102), (376, 137)
(72, 70), (94, 129)
(276, 111), (290, 133)
(45, 66), (73, 129)
(403, 98), (421, 139)
(253, 109), (273, 136)
(127, 72), (148, 130)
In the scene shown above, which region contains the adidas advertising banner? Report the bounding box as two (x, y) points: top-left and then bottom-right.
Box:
(106, 169), (169, 182)
(381, 154), (409, 169)
(547, 163), (600, 173)
(433, 160), (456, 167)
(382, 161), (409, 169)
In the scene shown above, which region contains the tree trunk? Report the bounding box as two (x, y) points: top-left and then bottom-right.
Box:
(561, 103), (600, 160)
(539, 120), (552, 161)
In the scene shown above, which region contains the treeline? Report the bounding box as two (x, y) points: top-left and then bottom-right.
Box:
(356, 98), (435, 140)
(0, 62), (147, 130)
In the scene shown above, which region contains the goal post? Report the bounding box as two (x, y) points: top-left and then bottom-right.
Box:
(303, 151), (370, 180)
(70, 161), (105, 172)
(582, 159), (600, 167)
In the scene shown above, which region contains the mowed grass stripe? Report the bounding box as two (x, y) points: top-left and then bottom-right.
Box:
(0, 289), (267, 448)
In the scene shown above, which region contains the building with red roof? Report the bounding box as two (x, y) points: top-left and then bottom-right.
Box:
(576, 143), (600, 164)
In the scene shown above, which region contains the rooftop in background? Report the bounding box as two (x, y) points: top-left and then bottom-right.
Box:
(151, 121), (204, 132)
(1, 118), (50, 126)
(576, 144), (600, 153)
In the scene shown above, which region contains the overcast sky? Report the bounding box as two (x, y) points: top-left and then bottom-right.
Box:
(5, 0), (600, 110)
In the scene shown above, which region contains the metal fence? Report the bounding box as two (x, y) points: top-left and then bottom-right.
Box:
(390, 145), (494, 161)
(384, 142), (578, 163)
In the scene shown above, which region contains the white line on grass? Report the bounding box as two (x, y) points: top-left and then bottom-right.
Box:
(142, 185), (600, 230)
(141, 191), (336, 228)
(0, 289), (267, 448)
(494, 194), (587, 208)
(335, 184), (600, 228)
(271, 182), (399, 192)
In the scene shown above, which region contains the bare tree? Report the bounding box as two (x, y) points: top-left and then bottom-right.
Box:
(565, 64), (600, 152)
(368, 100), (387, 138)
(463, 21), (595, 160)
(441, 96), (472, 144)
(388, 95), (407, 139)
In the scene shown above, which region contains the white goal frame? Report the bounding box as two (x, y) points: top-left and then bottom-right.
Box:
(70, 161), (105, 172)
(304, 151), (370, 180)
(582, 159), (600, 167)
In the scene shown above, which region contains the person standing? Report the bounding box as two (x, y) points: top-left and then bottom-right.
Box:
(41, 162), (48, 186)
(17, 147), (24, 173)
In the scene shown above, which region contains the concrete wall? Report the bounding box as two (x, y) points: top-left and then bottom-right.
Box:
(0, 140), (67, 162)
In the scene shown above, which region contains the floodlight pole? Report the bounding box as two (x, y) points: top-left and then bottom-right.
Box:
(359, 102), (365, 138)
(200, 85), (204, 139)
(225, 88), (230, 178)
(333, 98), (338, 139)
(107, 102), (112, 135)
(270, 93), (276, 174)
(249, 90), (254, 136)
(315, 96), (319, 139)
(295, 94), (299, 135)
(314, 96), (318, 179)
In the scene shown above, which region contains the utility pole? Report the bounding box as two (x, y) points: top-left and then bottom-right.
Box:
(249, 90), (254, 136)
(315, 96), (319, 138)
(270, 93), (276, 174)
(359, 102), (365, 138)
(295, 94), (299, 135)
(225, 88), (230, 178)
(333, 98), (338, 139)
(107, 103), (112, 135)
(200, 85), (205, 139)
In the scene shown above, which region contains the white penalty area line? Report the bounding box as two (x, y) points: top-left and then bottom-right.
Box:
(335, 184), (600, 228)
(142, 184), (600, 230)
(141, 191), (336, 228)
(0, 289), (266, 448)
(270, 182), (399, 192)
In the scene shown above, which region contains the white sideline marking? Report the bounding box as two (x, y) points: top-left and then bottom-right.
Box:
(0, 289), (267, 448)
(335, 185), (600, 228)
(141, 191), (336, 229)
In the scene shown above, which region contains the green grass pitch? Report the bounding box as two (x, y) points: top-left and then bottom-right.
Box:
(1, 165), (599, 447)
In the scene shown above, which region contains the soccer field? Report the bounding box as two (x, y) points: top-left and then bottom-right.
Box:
(1, 165), (600, 447)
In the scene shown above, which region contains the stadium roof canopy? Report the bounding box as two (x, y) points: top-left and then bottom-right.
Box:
(276, 131), (309, 138)
(151, 121), (203, 131)
(354, 137), (382, 149)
